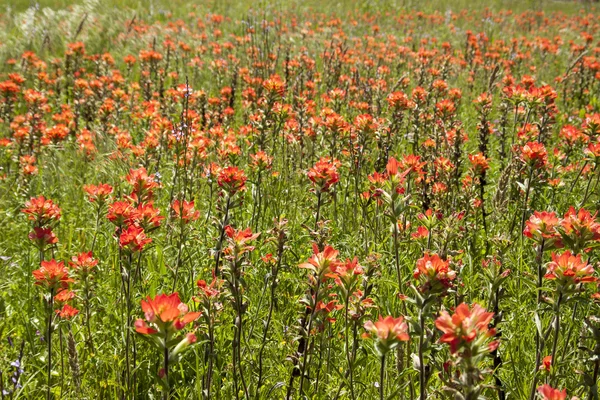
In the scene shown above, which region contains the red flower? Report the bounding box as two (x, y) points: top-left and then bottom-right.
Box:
(299, 243), (341, 278)
(28, 227), (58, 248)
(537, 385), (567, 400)
(328, 257), (363, 290)
(54, 289), (75, 303)
(126, 167), (159, 201)
(69, 252), (98, 274)
(414, 253), (456, 293)
(468, 153), (490, 174)
(308, 157), (340, 192)
(32, 260), (73, 291)
(218, 166), (247, 195)
(119, 224), (152, 252)
(559, 207), (600, 250)
(523, 211), (561, 248)
(172, 200), (200, 223)
(250, 151), (273, 170)
(22, 196), (61, 227)
(545, 251), (595, 285)
(132, 202), (164, 230)
(540, 355), (552, 372)
(135, 292), (201, 335)
(520, 141), (548, 168)
(224, 225), (260, 255)
(364, 315), (410, 354)
(435, 303), (496, 354)
(107, 201), (135, 227)
(83, 183), (114, 204)
(55, 304), (79, 319)
(197, 279), (220, 299)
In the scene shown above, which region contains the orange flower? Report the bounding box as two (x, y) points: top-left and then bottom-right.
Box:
(28, 227), (58, 248)
(435, 303), (496, 354)
(299, 243), (341, 278)
(468, 153), (489, 174)
(308, 157), (339, 192)
(172, 200), (200, 223)
(135, 292), (201, 335)
(55, 304), (79, 319)
(520, 141), (548, 168)
(540, 355), (552, 372)
(523, 211), (561, 248)
(250, 151), (273, 170)
(414, 253), (456, 294)
(545, 251), (595, 285)
(32, 260), (72, 291)
(54, 289), (75, 303)
(224, 225), (260, 254)
(22, 196), (61, 227)
(126, 167), (159, 201)
(537, 385), (567, 400)
(107, 201), (135, 227)
(363, 315), (409, 355)
(132, 202), (164, 230)
(83, 183), (114, 204)
(69, 252), (98, 275)
(328, 257), (363, 292)
(119, 224), (152, 252)
(218, 166), (247, 195)
(558, 207), (600, 251)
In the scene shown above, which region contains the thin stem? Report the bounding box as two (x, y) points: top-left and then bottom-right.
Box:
(550, 292), (563, 383)
(379, 354), (385, 400)
(418, 309), (426, 400)
(163, 332), (169, 400)
(46, 289), (54, 400)
(299, 280), (320, 397)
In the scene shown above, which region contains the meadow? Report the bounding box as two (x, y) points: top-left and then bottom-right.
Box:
(0, 0), (599, 399)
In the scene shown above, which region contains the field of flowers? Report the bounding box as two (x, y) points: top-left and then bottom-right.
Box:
(0, 0), (600, 399)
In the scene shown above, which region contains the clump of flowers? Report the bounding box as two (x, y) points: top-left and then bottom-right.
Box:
(22, 196), (61, 259)
(435, 302), (498, 398)
(135, 293), (200, 393)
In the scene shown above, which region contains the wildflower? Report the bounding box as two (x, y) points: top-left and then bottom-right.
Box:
(28, 227), (58, 249)
(363, 315), (410, 355)
(224, 225), (260, 254)
(308, 157), (340, 192)
(218, 166), (247, 195)
(69, 252), (98, 276)
(83, 184), (114, 205)
(545, 251), (595, 286)
(132, 202), (164, 230)
(126, 167), (159, 201)
(107, 201), (135, 227)
(435, 302), (497, 354)
(56, 304), (79, 319)
(119, 225), (152, 252)
(558, 207), (600, 251)
(299, 243), (341, 279)
(135, 293), (201, 335)
(328, 257), (363, 294)
(250, 151), (273, 170)
(54, 289), (76, 303)
(197, 279), (220, 299)
(32, 260), (72, 291)
(537, 385), (567, 400)
(540, 355), (552, 372)
(172, 200), (200, 223)
(22, 196), (61, 227)
(414, 253), (456, 294)
(521, 141), (548, 168)
(524, 211), (562, 249)
(468, 152), (490, 174)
